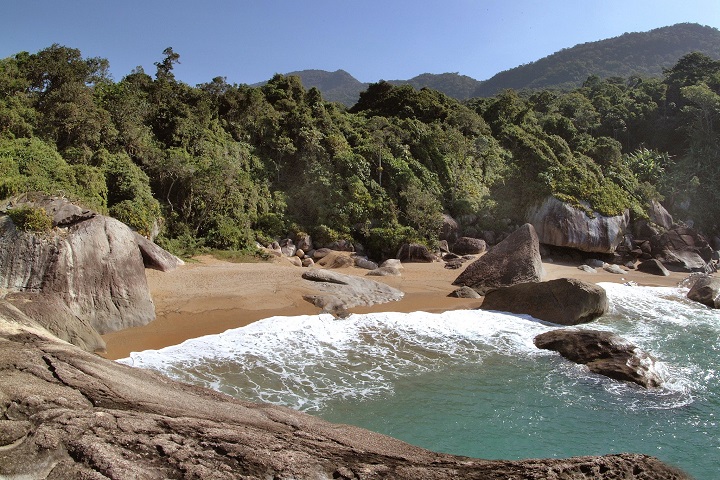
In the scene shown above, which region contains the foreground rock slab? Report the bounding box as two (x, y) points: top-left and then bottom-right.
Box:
(0, 314), (689, 479)
(453, 223), (544, 295)
(480, 278), (608, 325)
(534, 329), (664, 388)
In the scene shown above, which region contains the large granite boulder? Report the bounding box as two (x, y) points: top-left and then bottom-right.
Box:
(453, 223), (544, 295)
(651, 226), (713, 272)
(0, 311), (689, 479)
(534, 329), (664, 388)
(648, 199), (674, 230)
(526, 196), (629, 253)
(452, 236), (487, 255)
(686, 274), (720, 308)
(0, 196), (180, 352)
(480, 278), (608, 325)
(302, 269), (404, 316)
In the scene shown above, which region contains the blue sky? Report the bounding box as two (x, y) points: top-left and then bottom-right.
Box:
(2, 1), (719, 86)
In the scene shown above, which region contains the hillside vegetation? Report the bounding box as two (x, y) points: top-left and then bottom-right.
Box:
(2, 44), (720, 260)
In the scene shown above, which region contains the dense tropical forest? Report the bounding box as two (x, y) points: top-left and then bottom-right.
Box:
(1, 44), (720, 260)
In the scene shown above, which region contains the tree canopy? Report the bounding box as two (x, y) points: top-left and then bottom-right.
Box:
(2, 45), (720, 259)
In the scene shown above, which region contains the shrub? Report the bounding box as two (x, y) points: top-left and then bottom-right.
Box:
(7, 205), (53, 233)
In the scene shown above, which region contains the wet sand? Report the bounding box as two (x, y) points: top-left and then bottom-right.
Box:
(101, 254), (689, 360)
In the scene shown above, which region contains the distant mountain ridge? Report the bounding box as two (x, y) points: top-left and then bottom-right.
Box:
(259, 23), (720, 105)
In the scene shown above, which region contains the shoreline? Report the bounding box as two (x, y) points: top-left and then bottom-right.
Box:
(101, 255), (689, 360)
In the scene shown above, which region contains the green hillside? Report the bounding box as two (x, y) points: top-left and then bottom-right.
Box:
(474, 23), (720, 96)
(281, 23), (720, 104)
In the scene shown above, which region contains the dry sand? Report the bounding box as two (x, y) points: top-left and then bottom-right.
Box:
(101, 254), (689, 360)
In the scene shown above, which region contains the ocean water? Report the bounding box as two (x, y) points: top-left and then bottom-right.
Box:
(120, 283), (719, 478)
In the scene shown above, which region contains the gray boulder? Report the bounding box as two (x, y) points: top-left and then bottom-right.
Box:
(448, 286), (482, 298)
(603, 263), (626, 275)
(0, 312), (688, 479)
(134, 232), (184, 272)
(527, 196), (629, 253)
(686, 274), (720, 308)
(302, 269), (404, 315)
(637, 259), (670, 276)
(440, 213), (460, 244)
(452, 236), (487, 255)
(0, 212), (155, 346)
(648, 199), (674, 230)
(367, 266), (402, 277)
(534, 329), (663, 388)
(480, 278), (608, 326)
(453, 223), (544, 295)
(354, 256), (379, 270)
(658, 249), (711, 273)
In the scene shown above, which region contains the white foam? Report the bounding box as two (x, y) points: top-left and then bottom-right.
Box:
(119, 285), (718, 412)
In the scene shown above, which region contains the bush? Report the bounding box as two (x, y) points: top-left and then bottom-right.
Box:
(7, 205), (53, 233)
(363, 224), (420, 261)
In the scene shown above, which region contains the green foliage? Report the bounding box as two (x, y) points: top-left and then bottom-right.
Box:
(7, 205), (53, 232)
(3, 42), (720, 252)
(362, 224), (420, 261)
(0, 137), (106, 211)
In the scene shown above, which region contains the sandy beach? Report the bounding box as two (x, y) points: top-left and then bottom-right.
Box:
(101, 254), (690, 360)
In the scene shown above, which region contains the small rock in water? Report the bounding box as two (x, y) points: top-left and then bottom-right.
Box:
(534, 329), (663, 388)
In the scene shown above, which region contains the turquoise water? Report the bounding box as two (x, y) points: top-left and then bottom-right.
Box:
(121, 283), (719, 478)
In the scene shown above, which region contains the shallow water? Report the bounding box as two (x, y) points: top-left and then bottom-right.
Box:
(121, 283), (720, 478)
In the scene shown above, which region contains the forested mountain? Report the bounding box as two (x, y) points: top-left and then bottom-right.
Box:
(270, 69), (369, 107)
(2, 44), (720, 261)
(474, 23), (720, 96)
(388, 73), (482, 101)
(278, 23), (720, 105)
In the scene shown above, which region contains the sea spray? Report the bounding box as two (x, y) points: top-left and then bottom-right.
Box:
(120, 284), (720, 478)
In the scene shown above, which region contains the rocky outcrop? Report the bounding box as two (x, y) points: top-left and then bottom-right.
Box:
(452, 236), (487, 255)
(453, 223), (544, 295)
(302, 269), (404, 316)
(133, 232), (184, 272)
(480, 278), (608, 325)
(1, 213), (154, 342)
(526, 196), (629, 253)
(659, 249), (711, 273)
(534, 329), (664, 388)
(0, 196), (181, 352)
(366, 266), (402, 276)
(0, 312), (689, 479)
(651, 226), (714, 272)
(686, 274), (720, 308)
